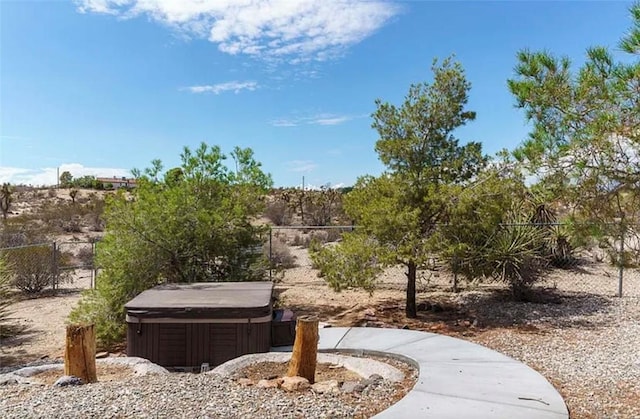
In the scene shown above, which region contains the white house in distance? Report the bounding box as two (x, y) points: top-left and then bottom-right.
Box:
(96, 176), (137, 190)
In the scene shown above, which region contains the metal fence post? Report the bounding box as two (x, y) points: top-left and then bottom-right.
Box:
(269, 227), (273, 281)
(52, 242), (59, 291)
(92, 241), (97, 289)
(618, 225), (625, 298)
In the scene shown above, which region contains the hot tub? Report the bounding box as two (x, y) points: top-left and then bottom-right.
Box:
(125, 282), (273, 369)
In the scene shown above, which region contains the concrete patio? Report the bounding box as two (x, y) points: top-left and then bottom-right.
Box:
(314, 327), (569, 418)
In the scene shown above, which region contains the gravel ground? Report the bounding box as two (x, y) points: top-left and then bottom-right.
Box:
(466, 295), (640, 419)
(0, 366), (415, 419)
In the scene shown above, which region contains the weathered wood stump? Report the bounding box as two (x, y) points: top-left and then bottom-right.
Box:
(286, 315), (319, 384)
(64, 324), (97, 383)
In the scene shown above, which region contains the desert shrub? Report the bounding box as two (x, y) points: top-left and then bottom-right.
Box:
(38, 201), (86, 234)
(0, 255), (19, 338)
(325, 228), (343, 243)
(85, 194), (106, 232)
(264, 200), (290, 226)
(310, 233), (385, 293)
(291, 234), (304, 247)
(47, 188), (57, 198)
(544, 225), (578, 268)
(264, 238), (296, 270)
(76, 245), (95, 268)
(291, 232), (318, 248)
(5, 245), (56, 294)
(70, 143), (272, 347)
(309, 230), (328, 245)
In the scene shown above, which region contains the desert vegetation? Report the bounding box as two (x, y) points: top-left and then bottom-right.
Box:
(69, 144), (273, 345)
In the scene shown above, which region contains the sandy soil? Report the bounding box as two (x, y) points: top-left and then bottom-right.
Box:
(1, 275), (92, 366)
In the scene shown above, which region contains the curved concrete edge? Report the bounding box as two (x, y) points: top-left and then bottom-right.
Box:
(317, 327), (569, 419)
(209, 352), (404, 382)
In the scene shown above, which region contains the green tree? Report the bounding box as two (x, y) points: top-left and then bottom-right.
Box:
(507, 3), (640, 229)
(72, 175), (97, 189)
(70, 143), (273, 346)
(620, 3), (640, 54)
(312, 57), (486, 317)
(59, 171), (73, 188)
(163, 167), (184, 187)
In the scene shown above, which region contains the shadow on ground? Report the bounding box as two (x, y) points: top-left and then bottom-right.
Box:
(278, 286), (615, 338)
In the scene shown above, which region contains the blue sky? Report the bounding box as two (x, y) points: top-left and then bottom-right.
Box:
(0, 0), (634, 188)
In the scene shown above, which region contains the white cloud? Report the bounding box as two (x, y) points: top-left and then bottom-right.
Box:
(311, 116), (350, 126)
(184, 80), (258, 94)
(286, 160), (317, 173)
(300, 182), (345, 190)
(270, 113), (360, 127)
(270, 119), (297, 127)
(75, 0), (400, 63)
(0, 164), (130, 187)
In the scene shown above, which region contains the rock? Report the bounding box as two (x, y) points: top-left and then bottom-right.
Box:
(95, 351), (109, 359)
(53, 375), (84, 387)
(281, 376), (310, 392)
(256, 378), (282, 389)
(341, 380), (366, 393)
(311, 380), (340, 394)
(237, 378), (254, 386)
(368, 374), (384, 382)
(362, 374), (384, 387)
(0, 376), (18, 385)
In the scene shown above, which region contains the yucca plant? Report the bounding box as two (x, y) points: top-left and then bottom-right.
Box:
(462, 203), (549, 300)
(485, 222), (548, 300)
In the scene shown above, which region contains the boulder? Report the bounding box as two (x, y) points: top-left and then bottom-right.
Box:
(281, 376), (310, 392)
(256, 378), (282, 389)
(341, 380), (366, 393)
(53, 375), (84, 387)
(311, 380), (340, 394)
(237, 378), (254, 386)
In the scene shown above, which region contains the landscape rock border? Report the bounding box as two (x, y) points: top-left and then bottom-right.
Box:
(0, 356), (168, 386)
(209, 351), (404, 382)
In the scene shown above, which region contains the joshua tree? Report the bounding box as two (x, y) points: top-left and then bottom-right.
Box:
(69, 188), (79, 204)
(1, 183), (12, 221)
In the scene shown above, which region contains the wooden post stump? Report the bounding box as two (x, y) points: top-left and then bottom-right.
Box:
(286, 315), (319, 384)
(64, 324), (97, 383)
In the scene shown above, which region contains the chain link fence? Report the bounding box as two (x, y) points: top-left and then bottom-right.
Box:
(266, 223), (640, 298)
(2, 223), (638, 298)
(1, 241), (98, 293)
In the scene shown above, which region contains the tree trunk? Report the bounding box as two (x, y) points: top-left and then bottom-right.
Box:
(406, 261), (417, 318)
(286, 315), (319, 384)
(64, 324), (97, 383)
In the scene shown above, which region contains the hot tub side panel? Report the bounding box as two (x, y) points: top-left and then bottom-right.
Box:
(127, 321), (271, 368)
